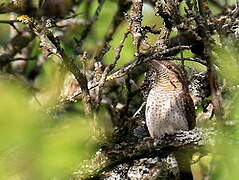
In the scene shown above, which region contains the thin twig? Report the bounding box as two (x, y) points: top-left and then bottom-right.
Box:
(95, 31), (129, 108)
(78, 0), (106, 43)
(158, 57), (207, 66)
(0, 19), (21, 33)
(209, 0), (227, 11)
(95, 0), (131, 62)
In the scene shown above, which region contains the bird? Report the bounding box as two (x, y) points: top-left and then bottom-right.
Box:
(145, 60), (196, 180)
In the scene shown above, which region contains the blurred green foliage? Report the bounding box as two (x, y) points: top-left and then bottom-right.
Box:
(0, 80), (96, 179)
(210, 42), (239, 180)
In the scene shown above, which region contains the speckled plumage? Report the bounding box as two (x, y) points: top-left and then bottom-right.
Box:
(145, 60), (195, 138)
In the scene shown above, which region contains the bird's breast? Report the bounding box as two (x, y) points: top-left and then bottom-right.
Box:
(145, 88), (189, 138)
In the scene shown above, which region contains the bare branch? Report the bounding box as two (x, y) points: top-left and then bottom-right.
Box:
(129, 0), (150, 53)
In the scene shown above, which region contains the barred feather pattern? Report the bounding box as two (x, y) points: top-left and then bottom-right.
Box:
(145, 60), (195, 138)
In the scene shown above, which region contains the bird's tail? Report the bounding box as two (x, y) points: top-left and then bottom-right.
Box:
(174, 151), (193, 180)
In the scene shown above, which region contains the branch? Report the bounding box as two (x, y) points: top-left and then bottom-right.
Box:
(106, 46), (206, 81)
(16, 15), (93, 113)
(196, 0), (224, 123)
(0, 28), (35, 68)
(95, 0), (131, 59)
(72, 128), (215, 179)
(129, 0), (146, 52)
(160, 56), (207, 66)
(209, 0), (227, 11)
(94, 32), (129, 108)
(0, 19), (21, 32)
(57, 45), (206, 104)
(76, 0), (106, 47)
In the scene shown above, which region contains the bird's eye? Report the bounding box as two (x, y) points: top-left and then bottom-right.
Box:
(167, 65), (172, 70)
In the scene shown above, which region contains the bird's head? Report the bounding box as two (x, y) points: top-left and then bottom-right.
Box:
(145, 60), (186, 90)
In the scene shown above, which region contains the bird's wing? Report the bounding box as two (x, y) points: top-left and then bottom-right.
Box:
(178, 92), (196, 130)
